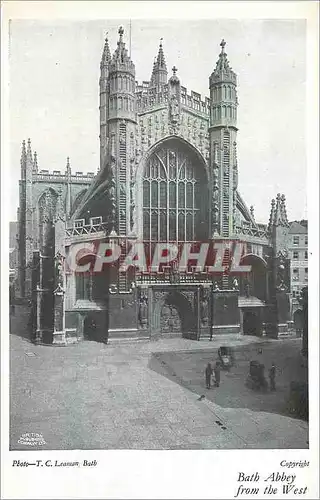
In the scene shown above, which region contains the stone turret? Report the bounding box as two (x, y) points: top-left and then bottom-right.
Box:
(99, 33), (112, 170)
(33, 151), (38, 173)
(209, 39), (238, 129)
(108, 26), (136, 123)
(17, 138), (34, 298)
(269, 193), (290, 255)
(209, 40), (238, 239)
(104, 27), (137, 244)
(150, 39), (168, 88)
(267, 193), (291, 338)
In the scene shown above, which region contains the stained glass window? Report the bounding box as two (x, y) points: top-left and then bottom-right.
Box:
(142, 140), (207, 242)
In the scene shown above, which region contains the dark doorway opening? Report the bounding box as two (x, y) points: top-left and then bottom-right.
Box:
(243, 310), (262, 336)
(159, 291), (196, 338)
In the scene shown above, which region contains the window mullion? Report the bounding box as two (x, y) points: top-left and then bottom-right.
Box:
(192, 181), (195, 240)
(175, 154), (178, 243)
(149, 179), (151, 243)
(157, 179), (160, 241)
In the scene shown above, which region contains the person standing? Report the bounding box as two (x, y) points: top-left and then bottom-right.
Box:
(205, 363), (213, 389)
(214, 361), (221, 387)
(269, 362), (276, 391)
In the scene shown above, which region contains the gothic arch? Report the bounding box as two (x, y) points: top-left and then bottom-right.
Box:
(38, 188), (58, 253)
(240, 253), (268, 301)
(71, 189), (88, 216)
(152, 290), (196, 336)
(135, 136), (209, 240)
(37, 187), (58, 206)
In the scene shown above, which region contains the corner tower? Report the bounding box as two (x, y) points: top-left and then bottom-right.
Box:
(17, 139), (34, 298)
(107, 26), (137, 236)
(209, 40), (238, 237)
(99, 33), (111, 170)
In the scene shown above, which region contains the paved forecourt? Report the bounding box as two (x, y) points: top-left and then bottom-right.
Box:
(10, 311), (308, 450)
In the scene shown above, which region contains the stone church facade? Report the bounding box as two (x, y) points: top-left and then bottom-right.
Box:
(16, 27), (292, 345)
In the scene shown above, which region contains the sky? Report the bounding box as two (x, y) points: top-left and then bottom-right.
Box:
(8, 18), (307, 223)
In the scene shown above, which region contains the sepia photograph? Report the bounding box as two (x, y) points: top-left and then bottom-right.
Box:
(2, 2), (319, 499)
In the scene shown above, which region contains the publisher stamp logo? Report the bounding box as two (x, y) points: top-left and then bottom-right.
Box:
(18, 433), (46, 446)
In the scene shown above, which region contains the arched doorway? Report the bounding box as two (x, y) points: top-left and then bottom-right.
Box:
(240, 253), (268, 302)
(84, 314), (98, 341)
(153, 290), (196, 338)
(243, 310), (263, 336)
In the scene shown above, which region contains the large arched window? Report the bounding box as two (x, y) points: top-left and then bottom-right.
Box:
(142, 140), (208, 242)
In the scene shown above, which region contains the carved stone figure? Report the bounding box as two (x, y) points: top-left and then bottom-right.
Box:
(54, 251), (64, 288)
(200, 288), (209, 326)
(276, 254), (288, 291)
(138, 290), (148, 329)
(232, 278), (239, 291)
(169, 95), (179, 122)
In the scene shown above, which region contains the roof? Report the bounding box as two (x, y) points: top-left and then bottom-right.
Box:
(289, 221), (308, 234)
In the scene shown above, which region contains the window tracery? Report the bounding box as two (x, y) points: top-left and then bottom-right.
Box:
(142, 141), (207, 242)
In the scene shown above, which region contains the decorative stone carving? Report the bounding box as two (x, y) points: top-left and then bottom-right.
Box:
(54, 251), (65, 293)
(200, 287), (209, 326)
(161, 304), (181, 333)
(180, 291), (195, 309)
(154, 290), (167, 302)
(232, 278), (239, 291)
(109, 283), (118, 294)
(108, 181), (117, 230)
(138, 289), (148, 329)
(276, 251), (288, 291)
(53, 283), (65, 296)
(110, 133), (116, 162)
(169, 95), (180, 123)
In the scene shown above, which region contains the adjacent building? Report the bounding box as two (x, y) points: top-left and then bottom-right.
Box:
(288, 220), (308, 315)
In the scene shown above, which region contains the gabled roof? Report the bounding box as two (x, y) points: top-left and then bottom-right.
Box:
(289, 221), (308, 234)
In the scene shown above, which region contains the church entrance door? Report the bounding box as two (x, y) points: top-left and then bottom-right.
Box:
(160, 302), (182, 335)
(243, 310), (262, 336)
(150, 287), (197, 339)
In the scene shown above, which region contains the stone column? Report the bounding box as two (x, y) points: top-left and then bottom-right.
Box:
(52, 251), (66, 345)
(266, 251), (291, 338)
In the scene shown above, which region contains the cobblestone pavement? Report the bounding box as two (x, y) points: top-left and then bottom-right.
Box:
(10, 307), (308, 450)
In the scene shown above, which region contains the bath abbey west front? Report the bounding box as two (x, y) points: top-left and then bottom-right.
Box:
(16, 27), (292, 345)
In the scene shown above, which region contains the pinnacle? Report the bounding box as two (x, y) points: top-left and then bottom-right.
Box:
(156, 38), (167, 69)
(66, 156), (71, 174)
(210, 39), (235, 82)
(26, 138), (33, 160)
(101, 32), (111, 65)
(33, 151), (38, 172)
(111, 25), (133, 68)
(20, 140), (27, 163)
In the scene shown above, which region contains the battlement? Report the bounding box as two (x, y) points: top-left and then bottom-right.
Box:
(180, 87), (210, 115)
(34, 170), (95, 183)
(135, 82), (210, 116)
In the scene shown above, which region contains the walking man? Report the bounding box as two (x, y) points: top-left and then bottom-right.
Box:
(269, 362), (276, 391)
(205, 362), (213, 389)
(213, 361), (221, 387)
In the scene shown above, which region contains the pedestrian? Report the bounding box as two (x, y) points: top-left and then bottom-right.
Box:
(205, 362), (213, 389)
(269, 362), (276, 391)
(213, 361), (221, 387)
